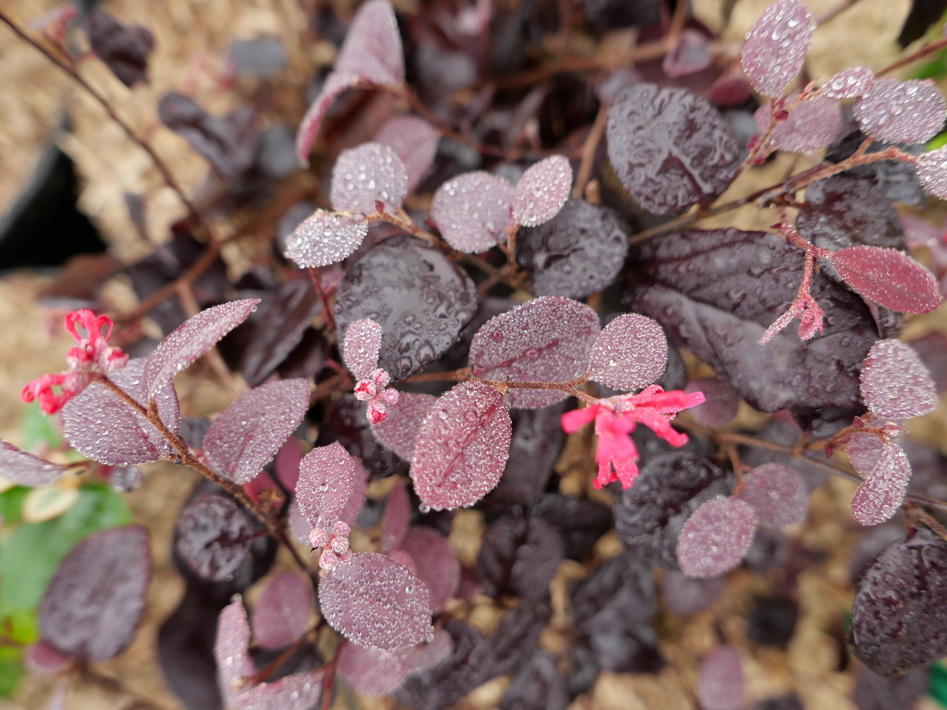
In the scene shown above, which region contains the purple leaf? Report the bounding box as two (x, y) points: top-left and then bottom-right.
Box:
(698, 646), (745, 710)
(860, 339), (938, 420)
(431, 171), (515, 253)
(827, 246), (941, 313)
(477, 514), (564, 602)
(215, 596), (253, 706)
(250, 572), (313, 651)
(372, 392), (437, 460)
(40, 526), (151, 662)
(917, 146), (947, 200)
(822, 66), (875, 99)
(330, 142), (408, 214)
(236, 671), (323, 710)
(854, 78), (946, 144)
(144, 299), (259, 400)
(0, 440), (67, 487)
(512, 156), (572, 227)
(661, 570), (726, 615)
(175, 492), (261, 582)
(685, 377), (741, 427)
(204, 379), (310, 484)
(662, 29), (712, 78)
(374, 115), (439, 193)
(740, 0), (815, 97)
(158, 93), (252, 180)
(851, 442), (912, 526)
(85, 10), (154, 87)
(411, 382), (512, 510)
(296, 442), (357, 545)
(755, 96), (844, 152)
(283, 209), (369, 268)
(606, 84), (740, 217)
(319, 552), (433, 651)
(381, 481), (412, 552)
(334, 0), (405, 86)
(398, 526), (460, 612)
(62, 357), (180, 466)
(587, 313), (667, 392)
(468, 297), (599, 408)
(341, 319), (382, 380)
(295, 72), (359, 165)
(677, 496), (757, 578)
(798, 176), (904, 251)
(337, 630), (451, 696)
(741, 463), (808, 527)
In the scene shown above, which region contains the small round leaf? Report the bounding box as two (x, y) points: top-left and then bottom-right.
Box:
(741, 0), (815, 97)
(330, 142), (408, 214)
(587, 313), (667, 392)
(431, 171), (514, 253)
(677, 496), (757, 578)
(512, 155), (572, 227)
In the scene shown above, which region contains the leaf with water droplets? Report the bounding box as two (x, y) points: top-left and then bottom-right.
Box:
(319, 552), (433, 651)
(215, 596), (254, 706)
(587, 313), (668, 392)
(861, 339), (938, 420)
(374, 116), (439, 193)
(296, 442), (357, 546)
(741, 463), (808, 527)
(236, 670), (324, 710)
(295, 72), (359, 165)
(740, 0), (815, 97)
(397, 526), (460, 612)
(144, 299), (259, 400)
(0, 440), (68, 486)
(381, 481), (411, 552)
(917, 147), (947, 200)
(755, 96), (844, 152)
(175, 492), (261, 583)
(827, 246), (941, 313)
(430, 171), (515, 253)
(606, 84), (740, 217)
(677, 496), (757, 578)
(854, 78), (946, 144)
(798, 176), (904, 252)
(372, 392), (437, 461)
(342, 319), (382, 380)
(512, 156), (572, 227)
(411, 382), (512, 510)
(330, 142), (408, 214)
(335, 0), (404, 86)
(468, 297), (599, 408)
(283, 209), (369, 268)
(62, 358), (180, 465)
(40, 526), (151, 662)
(337, 629), (451, 696)
(204, 380), (309, 484)
(250, 572), (313, 651)
(698, 646), (745, 710)
(850, 441), (912, 526)
(822, 66), (875, 99)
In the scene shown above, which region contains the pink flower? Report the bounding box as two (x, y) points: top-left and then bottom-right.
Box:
(561, 385), (706, 490)
(21, 310), (128, 414)
(354, 368), (400, 424)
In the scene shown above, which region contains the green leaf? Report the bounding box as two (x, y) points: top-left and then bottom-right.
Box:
(0, 485), (130, 609)
(0, 647), (23, 698)
(21, 402), (62, 451)
(930, 660), (947, 708)
(0, 488), (30, 526)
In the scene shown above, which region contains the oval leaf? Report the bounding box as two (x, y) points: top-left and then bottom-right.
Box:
(283, 209), (369, 268)
(431, 171), (515, 253)
(698, 646), (745, 710)
(204, 379), (310, 484)
(917, 146), (947, 200)
(854, 78), (946, 144)
(860, 339), (938, 420)
(371, 392), (437, 461)
(296, 442), (357, 544)
(341, 319), (382, 380)
(319, 552), (433, 651)
(334, 0), (405, 86)
(587, 313), (668, 392)
(740, 0), (815, 97)
(250, 572), (314, 651)
(756, 96), (844, 153)
(398, 526), (460, 613)
(741, 463), (808, 527)
(381, 481), (412, 553)
(827, 246), (941, 313)
(822, 66), (875, 99)
(330, 142), (408, 214)
(685, 376), (741, 427)
(215, 596), (253, 706)
(411, 382), (512, 510)
(512, 155), (572, 227)
(0, 440), (68, 487)
(175, 492), (260, 582)
(40, 526), (151, 661)
(237, 671), (323, 710)
(851, 442), (912, 526)
(676, 496), (757, 578)
(295, 72), (359, 165)
(374, 115), (439, 193)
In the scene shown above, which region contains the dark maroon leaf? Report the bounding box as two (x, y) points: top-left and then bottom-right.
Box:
(250, 572), (313, 651)
(85, 10), (154, 87)
(411, 382), (512, 510)
(746, 594), (799, 647)
(798, 176), (905, 252)
(698, 646), (745, 710)
(614, 452), (731, 569)
(533, 494), (612, 560)
(686, 376), (741, 427)
(512, 156), (572, 227)
(572, 551), (656, 634)
(623, 228), (880, 415)
(517, 199), (629, 299)
(740, 0), (814, 97)
(852, 666), (929, 710)
(484, 595), (552, 677)
(40, 526), (151, 661)
(0, 440), (67, 486)
(606, 84), (740, 216)
(677, 497), (757, 577)
(661, 570), (725, 615)
(828, 246), (941, 313)
(334, 235), (477, 381)
(500, 649), (567, 710)
(741, 463), (809, 527)
(848, 528), (947, 674)
(158, 93), (250, 180)
(584, 0), (660, 29)
(854, 78), (946, 144)
(227, 37), (286, 78)
(476, 513), (564, 602)
(175, 492), (260, 583)
(825, 128), (925, 206)
(908, 332), (947, 394)
(662, 29), (712, 78)
(318, 552), (433, 651)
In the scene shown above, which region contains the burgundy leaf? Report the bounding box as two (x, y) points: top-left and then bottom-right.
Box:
(661, 570), (725, 615)
(144, 299), (259, 400)
(698, 646), (745, 710)
(798, 176), (904, 251)
(62, 357), (180, 466)
(295, 442), (357, 545)
(477, 513), (564, 602)
(740, 0), (815, 97)
(822, 66), (875, 99)
(319, 552), (433, 651)
(827, 246), (941, 313)
(374, 115), (439, 193)
(741, 463), (808, 527)
(283, 209), (369, 268)
(431, 171), (515, 253)
(372, 392), (437, 460)
(330, 142), (408, 214)
(512, 156), (572, 227)
(854, 78), (946, 144)
(40, 526), (151, 661)
(250, 572), (313, 651)
(334, 0), (405, 86)
(850, 441), (913, 526)
(287, 454), (367, 547)
(85, 10), (154, 87)
(606, 84), (740, 217)
(204, 379), (310, 484)
(236, 671), (323, 710)
(677, 496), (757, 578)
(381, 481), (412, 552)
(917, 146), (947, 200)
(295, 72), (359, 165)
(158, 93), (249, 180)
(755, 96), (844, 152)
(215, 596), (253, 706)
(411, 382), (512, 510)
(685, 377), (741, 427)
(860, 339), (938, 420)
(662, 29), (712, 78)
(176, 492), (261, 583)
(337, 629), (451, 696)
(398, 526), (460, 612)
(0, 440), (67, 486)
(468, 297), (599, 408)
(587, 313), (667, 392)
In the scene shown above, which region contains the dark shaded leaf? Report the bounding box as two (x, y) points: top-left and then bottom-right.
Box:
(533, 494), (612, 560)
(500, 649), (567, 710)
(250, 572), (313, 651)
(317, 394), (408, 479)
(898, 0), (947, 46)
(742, 463), (808, 527)
(484, 595), (552, 677)
(798, 176), (904, 252)
(746, 594), (799, 647)
(825, 128), (925, 206)
(852, 665), (928, 710)
(0, 440), (67, 487)
(227, 37), (287, 78)
(477, 513), (564, 601)
(158, 93), (251, 180)
(661, 570), (725, 615)
(175, 492), (261, 584)
(572, 551), (656, 635)
(85, 10), (154, 87)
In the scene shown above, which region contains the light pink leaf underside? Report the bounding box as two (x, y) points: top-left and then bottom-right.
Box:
(215, 596), (254, 707)
(398, 525), (460, 612)
(698, 646), (745, 710)
(431, 171), (514, 253)
(755, 96), (844, 152)
(296, 442), (357, 541)
(283, 208), (369, 268)
(337, 628), (450, 696)
(512, 155), (572, 227)
(342, 319), (383, 380)
(741, 463), (808, 527)
(371, 392), (437, 460)
(828, 246), (941, 314)
(860, 339), (938, 420)
(917, 147), (947, 201)
(822, 66), (874, 99)
(330, 142), (408, 214)
(0, 440), (68, 486)
(381, 481), (411, 553)
(854, 78), (946, 144)
(295, 72), (359, 166)
(677, 496), (757, 578)
(740, 0), (815, 97)
(250, 572), (314, 651)
(334, 0), (405, 86)
(236, 671), (324, 710)
(851, 442), (912, 526)
(587, 313), (667, 392)
(374, 115), (439, 193)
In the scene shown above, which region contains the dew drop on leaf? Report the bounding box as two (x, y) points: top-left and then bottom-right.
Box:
(676, 496), (757, 578)
(755, 96), (844, 153)
(283, 209), (369, 268)
(854, 78), (946, 144)
(860, 339), (938, 420)
(330, 142), (408, 214)
(917, 147), (947, 200)
(512, 155), (572, 227)
(341, 319), (383, 380)
(740, 0), (815, 97)
(850, 441), (912, 526)
(587, 313), (667, 392)
(214, 596), (253, 706)
(374, 115), (439, 194)
(430, 171), (515, 253)
(296, 442), (358, 544)
(372, 392), (437, 461)
(822, 66), (875, 99)
(741, 463), (808, 527)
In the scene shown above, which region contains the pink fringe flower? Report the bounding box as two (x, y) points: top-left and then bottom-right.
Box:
(21, 310), (128, 414)
(353, 367), (400, 424)
(561, 385), (706, 490)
